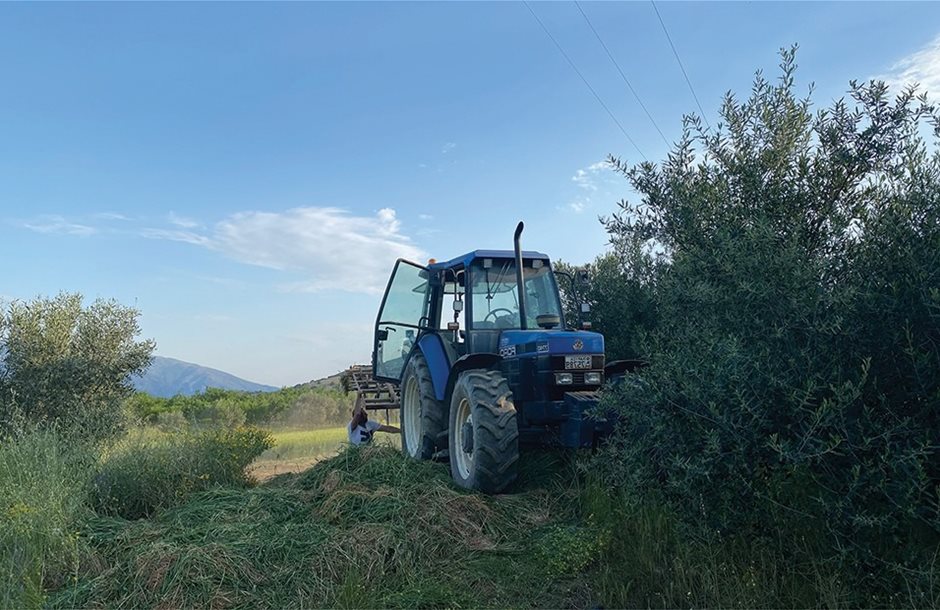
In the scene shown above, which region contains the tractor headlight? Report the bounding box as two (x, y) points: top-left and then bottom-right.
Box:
(584, 372), (603, 385)
(555, 372), (574, 385)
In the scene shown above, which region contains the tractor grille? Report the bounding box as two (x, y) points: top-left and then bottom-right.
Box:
(503, 353), (606, 403)
(566, 372), (590, 384)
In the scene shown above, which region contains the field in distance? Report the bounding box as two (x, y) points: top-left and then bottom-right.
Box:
(250, 426), (401, 480)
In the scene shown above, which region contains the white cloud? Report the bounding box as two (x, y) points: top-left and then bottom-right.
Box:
(441, 142), (457, 154)
(568, 200), (588, 213)
(877, 34), (940, 98)
(94, 212), (131, 221)
(168, 211), (200, 229)
(141, 228), (213, 246)
(22, 215), (96, 236)
(144, 207), (424, 294)
(571, 160), (610, 192)
(418, 213), (433, 220)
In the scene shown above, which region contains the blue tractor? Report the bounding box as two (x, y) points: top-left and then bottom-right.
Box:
(373, 222), (631, 492)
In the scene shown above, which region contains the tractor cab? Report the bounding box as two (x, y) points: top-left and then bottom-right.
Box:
(372, 222), (618, 493)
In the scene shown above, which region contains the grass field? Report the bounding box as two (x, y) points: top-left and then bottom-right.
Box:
(250, 426), (401, 480)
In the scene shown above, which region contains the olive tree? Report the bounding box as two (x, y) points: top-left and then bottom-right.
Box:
(0, 293), (155, 441)
(596, 47), (939, 598)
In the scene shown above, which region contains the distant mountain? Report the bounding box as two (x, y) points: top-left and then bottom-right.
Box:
(133, 356), (279, 397)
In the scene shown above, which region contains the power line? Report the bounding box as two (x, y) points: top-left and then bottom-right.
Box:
(574, 1), (670, 148)
(650, 0), (711, 129)
(523, 1), (646, 160)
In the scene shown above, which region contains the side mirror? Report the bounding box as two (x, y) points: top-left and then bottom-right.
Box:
(453, 300), (464, 312)
(377, 329), (389, 341)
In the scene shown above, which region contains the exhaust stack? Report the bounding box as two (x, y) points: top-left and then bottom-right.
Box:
(514, 221), (528, 330)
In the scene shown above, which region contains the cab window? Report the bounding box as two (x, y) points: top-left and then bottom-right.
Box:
(469, 258), (562, 329)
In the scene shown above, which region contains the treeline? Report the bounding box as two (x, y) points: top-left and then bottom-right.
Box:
(126, 387), (354, 429)
(125, 386), (355, 430)
(561, 49), (939, 606)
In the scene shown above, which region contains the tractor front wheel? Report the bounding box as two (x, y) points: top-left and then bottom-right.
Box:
(400, 352), (446, 460)
(448, 370), (519, 493)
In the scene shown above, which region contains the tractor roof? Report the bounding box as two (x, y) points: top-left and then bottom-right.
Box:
(427, 249), (550, 270)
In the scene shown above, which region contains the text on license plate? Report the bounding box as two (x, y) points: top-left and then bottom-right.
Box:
(564, 355), (592, 370)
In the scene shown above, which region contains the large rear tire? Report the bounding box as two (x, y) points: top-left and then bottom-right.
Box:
(448, 369), (519, 493)
(400, 352), (446, 460)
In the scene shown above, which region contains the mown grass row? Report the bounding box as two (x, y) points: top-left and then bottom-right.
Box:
(5, 424), (936, 609)
(50, 446), (598, 609)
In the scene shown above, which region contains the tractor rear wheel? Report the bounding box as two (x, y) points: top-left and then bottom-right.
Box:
(400, 352), (446, 460)
(448, 369), (519, 493)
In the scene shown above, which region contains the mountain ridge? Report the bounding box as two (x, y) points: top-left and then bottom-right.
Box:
(132, 356), (279, 397)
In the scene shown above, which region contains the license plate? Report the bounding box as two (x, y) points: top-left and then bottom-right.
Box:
(564, 355), (592, 370)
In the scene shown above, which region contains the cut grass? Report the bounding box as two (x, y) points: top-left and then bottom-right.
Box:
(50, 445), (597, 609)
(18, 427), (931, 609)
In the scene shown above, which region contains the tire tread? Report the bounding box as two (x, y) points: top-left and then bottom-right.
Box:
(449, 369), (519, 493)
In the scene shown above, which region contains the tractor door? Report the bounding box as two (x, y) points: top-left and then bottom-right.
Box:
(373, 259), (430, 383)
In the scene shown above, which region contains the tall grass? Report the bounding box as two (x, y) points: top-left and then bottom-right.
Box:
(93, 426), (273, 519)
(0, 428), (93, 609)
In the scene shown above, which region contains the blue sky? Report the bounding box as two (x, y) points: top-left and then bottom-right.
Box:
(2, 2), (939, 386)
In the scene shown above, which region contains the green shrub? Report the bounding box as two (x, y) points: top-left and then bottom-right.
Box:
(92, 426), (273, 519)
(0, 428), (93, 609)
(596, 48), (940, 602)
(190, 401), (247, 429)
(582, 481), (858, 608)
(154, 410), (188, 432)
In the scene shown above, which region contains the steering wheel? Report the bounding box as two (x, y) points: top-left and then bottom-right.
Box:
(483, 308), (515, 323)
